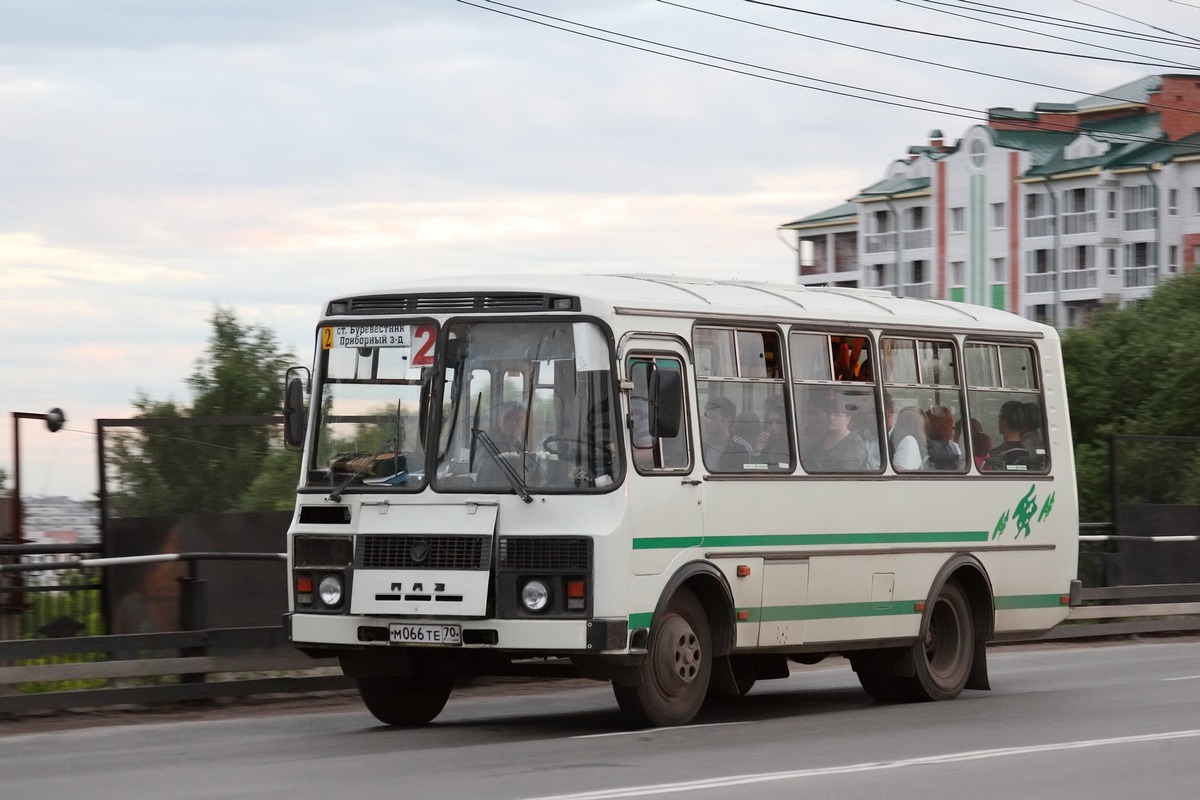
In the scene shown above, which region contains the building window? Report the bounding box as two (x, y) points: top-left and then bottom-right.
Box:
(1123, 185), (1156, 231)
(1123, 242), (1157, 288)
(1169, 188), (1178, 216)
(1025, 192), (1053, 238)
(950, 207), (965, 232)
(1025, 249), (1054, 294)
(950, 261), (965, 287)
(1063, 245), (1097, 289)
(1062, 188), (1096, 234)
(1170, 245), (1179, 274)
(991, 257), (1006, 284)
(1108, 190), (1117, 220)
(991, 202), (1006, 228)
(969, 138), (987, 169)
(1194, 187), (1200, 215)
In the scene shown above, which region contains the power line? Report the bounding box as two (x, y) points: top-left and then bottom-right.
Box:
(460, 0), (1200, 151)
(662, 1), (1200, 119)
(743, 0), (1197, 69)
(1068, 0), (1200, 46)
(910, 0), (1200, 52)
(463, 1), (990, 119)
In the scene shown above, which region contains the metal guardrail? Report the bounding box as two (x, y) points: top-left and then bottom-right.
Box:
(2, 545), (1199, 715)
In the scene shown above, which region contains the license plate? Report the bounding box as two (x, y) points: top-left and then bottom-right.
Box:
(388, 623), (462, 646)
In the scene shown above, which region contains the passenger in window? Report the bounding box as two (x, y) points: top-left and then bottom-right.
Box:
(890, 405), (926, 471)
(959, 417), (993, 469)
(925, 405), (963, 470)
(1021, 401), (1044, 454)
(702, 396), (754, 471)
(808, 398), (868, 471)
(754, 399), (790, 468)
(733, 411), (761, 449)
(986, 401), (1030, 467)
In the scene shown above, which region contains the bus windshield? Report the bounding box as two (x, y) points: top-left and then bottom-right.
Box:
(433, 320), (620, 494)
(308, 318), (620, 495)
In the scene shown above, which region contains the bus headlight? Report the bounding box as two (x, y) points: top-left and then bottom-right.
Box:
(318, 574), (344, 608)
(520, 579), (551, 612)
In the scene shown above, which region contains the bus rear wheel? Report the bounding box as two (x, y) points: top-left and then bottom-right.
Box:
(856, 579), (974, 703)
(912, 579), (974, 700)
(356, 670), (454, 726)
(613, 587), (711, 727)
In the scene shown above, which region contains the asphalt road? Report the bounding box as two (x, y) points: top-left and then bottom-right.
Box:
(2, 639), (1198, 800)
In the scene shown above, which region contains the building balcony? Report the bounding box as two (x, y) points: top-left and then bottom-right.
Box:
(864, 232), (897, 254)
(1026, 217), (1054, 238)
(1124, 265), (1158, 288)
(897, 282), (932, 299)
(1026, 272), (1054, 293)
(902, 229), (932, 249)
(1062, 268), (1099, 291)
(1061, 211), (1097, 235)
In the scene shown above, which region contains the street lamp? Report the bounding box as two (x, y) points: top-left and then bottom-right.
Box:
(8, 408), (66, 545)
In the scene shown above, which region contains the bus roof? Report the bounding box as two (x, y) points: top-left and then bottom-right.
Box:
(329, 273), (1055, 339)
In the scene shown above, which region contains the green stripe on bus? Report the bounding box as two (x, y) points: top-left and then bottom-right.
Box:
(632, 594), (1064, 628)
(755, 602), (920, 622)
(629, 612), (653, 629)
(632, 530), (989, 550)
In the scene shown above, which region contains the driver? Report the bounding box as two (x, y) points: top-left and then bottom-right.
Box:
(494, 402), (527, 453)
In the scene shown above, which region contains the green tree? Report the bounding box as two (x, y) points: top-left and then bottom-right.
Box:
(1062, 271), (1200, 520)
(109, 307), (295, 516)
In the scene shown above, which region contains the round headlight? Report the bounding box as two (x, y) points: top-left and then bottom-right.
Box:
(318, 574), (344, 607)
(521, 579), (551, 612)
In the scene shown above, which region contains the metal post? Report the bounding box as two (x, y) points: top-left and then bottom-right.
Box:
(178, 559), (208, 684)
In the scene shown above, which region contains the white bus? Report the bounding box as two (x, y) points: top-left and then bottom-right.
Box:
(284, 274), (1078, 727)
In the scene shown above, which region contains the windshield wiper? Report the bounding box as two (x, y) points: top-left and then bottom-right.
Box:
(471, 428), (533, 504)
(328, 436), (396, 503)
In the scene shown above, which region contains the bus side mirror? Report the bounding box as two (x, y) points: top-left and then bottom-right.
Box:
(649, 368), (682, 439)
(283, 372), (308, 449)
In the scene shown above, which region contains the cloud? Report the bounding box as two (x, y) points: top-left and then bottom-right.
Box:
(2, 0), (1190, 498)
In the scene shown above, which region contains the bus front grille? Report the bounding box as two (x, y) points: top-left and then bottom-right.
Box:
(356, 535), (490, 570)
(499, 537), (592, 572)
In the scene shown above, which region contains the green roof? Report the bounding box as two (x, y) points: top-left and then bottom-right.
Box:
(1073, 75), (1162, 111)
(853, 175), (931, 200)
(779, 201), (858, 229)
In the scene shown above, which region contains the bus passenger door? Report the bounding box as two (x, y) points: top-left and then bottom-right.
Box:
(623, 347), (703, 579)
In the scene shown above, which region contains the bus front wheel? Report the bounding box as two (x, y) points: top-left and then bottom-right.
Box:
(613, 587), (711, 727)
(356, 671), (454, 726)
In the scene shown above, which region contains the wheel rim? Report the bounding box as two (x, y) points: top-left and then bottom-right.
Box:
(924, 595), (966, 679)
(652, 611), (703, 698)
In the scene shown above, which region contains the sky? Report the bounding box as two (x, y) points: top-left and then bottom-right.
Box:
(3, 0), (1197, 500)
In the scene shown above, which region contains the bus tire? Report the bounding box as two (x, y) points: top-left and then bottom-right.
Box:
(613, 587), (711, 727)
(356, 671), (454, 726)
(855, 579), (974, 703)
(911, 578), (974, 701)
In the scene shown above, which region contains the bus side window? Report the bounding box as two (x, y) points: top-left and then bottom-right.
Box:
(965, 342), (1049, 474)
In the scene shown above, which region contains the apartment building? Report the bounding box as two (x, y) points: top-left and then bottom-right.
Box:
(781, 74), (1200, 327)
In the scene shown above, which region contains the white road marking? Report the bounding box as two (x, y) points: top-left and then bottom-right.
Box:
(527, 729), (1200, 800)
